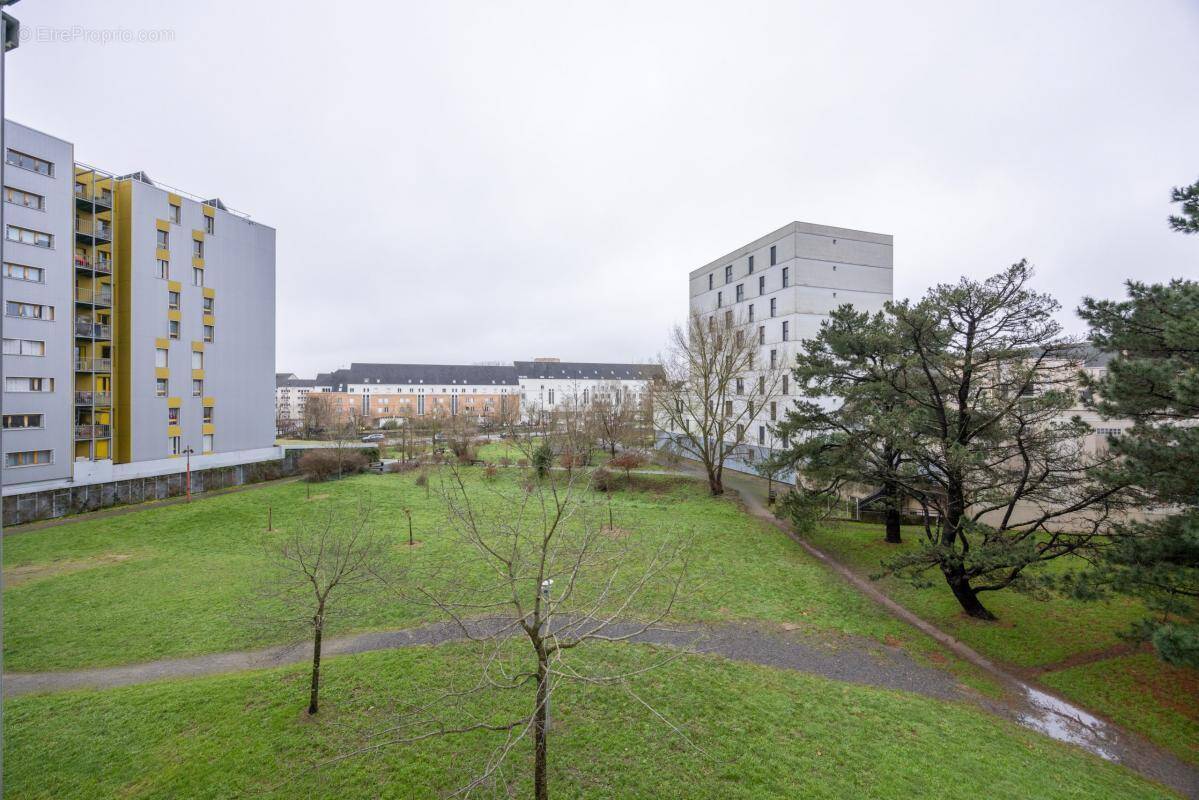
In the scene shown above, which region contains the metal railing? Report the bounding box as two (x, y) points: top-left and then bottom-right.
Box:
(74, 219), (113, 240)
(74, 424), (111, 440)
(75, 357), (112, 372)
(73, 188), (113, 208)
(74, 320), (112, 338)
(75, 287), (113, 305)
(75, 391), (113, 406)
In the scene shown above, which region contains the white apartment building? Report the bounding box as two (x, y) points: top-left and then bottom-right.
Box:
(686, 221), (893, 464)
(514, 359), (663, 421)
(275, 372), (331, 433)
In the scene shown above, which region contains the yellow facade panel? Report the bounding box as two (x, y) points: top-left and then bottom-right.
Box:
(202, 314), (215, 326)
(167, 280), (182, 292)
(191, 341), (205, 352)
(154, 337), (170, 349)
(202, 205), (215, 217)
(155, 247), (170, 261)
(192, 229), (205, 241)
(202, 423), (215, 435)
(167, 397), (183, 409)
(155, 367), (170, 380)
(192, 369), (206, 380)
(192, 257), (204, 269)
(167, 309), (182, 322)
(167, 425), (182, 437)
(167, 193), (182, 205)
(202, 287), (216, 299)
(155, 219), (170, 232)
(202, 396), (216, 406)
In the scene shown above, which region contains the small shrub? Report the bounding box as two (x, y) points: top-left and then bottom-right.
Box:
(775, 490), (824, 535)
(415, 471), (429, 487)
(386, 461), (419, 474)
(483, 464), (499, 481)
(299, 449), (369, 482)
(609, 452), (646, 480)
(499, 456), (512, 468)
(517, 458), (529, 469)
(532, 443), (553, 479)
(592, 467), (615, 492)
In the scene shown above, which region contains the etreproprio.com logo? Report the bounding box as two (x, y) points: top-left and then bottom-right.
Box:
(19, 26), (176, 45)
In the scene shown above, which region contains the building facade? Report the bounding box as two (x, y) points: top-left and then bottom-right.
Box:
(275, 372), (329, 434)
(514, 359), (662, 421)
(324, 363), (522, 427)
(685, 221), (894, 460)
(2, 120), (276, 490)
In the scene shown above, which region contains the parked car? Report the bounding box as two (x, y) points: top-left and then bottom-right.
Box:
(361, 433), (384, 442)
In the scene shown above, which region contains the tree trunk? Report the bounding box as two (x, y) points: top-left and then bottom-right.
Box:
(944, 570), (996, 620)
(534, 656), (549, 800)
(308, 610), (324, 714)
(883, 506), (902, 543)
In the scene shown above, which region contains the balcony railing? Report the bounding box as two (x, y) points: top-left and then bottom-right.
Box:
(75, 219), (113, 241)
(75, 357), (112, 372)
(75, 287), (113, 306)
(75, 391), (113, 406)
(74, 256), (113, 274)
(74, 320), (112, 339)
(74, 188), (114, 208)
(74, 424), (111, 440)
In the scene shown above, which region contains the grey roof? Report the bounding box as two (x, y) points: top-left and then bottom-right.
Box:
(513, 361), (665, 381)
(277, 373), (319, 388)
(1051, 343), (1114, 368)
(330, 363), (520, 389)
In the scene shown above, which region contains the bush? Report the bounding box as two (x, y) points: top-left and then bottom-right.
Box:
(483, 464), (499, 481)
(517, 458), (529, 469)
(775, 490), (825, 535)
(414, 471), (429, 488)
(532, 443), (553, 479)
(609, 451), (646, 479)
(299, 449), (369, 482)
(592, 467), (616, 492)
(499, 456), (512, 468)
(385, 461), (420, 474)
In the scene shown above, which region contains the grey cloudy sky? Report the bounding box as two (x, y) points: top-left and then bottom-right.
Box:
(9, 1), (1198, 376)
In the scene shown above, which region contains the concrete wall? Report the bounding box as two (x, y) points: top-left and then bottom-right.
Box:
(2, 120), (74, 484)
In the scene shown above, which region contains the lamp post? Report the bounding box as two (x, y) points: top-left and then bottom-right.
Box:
(183, 446), (195, 501)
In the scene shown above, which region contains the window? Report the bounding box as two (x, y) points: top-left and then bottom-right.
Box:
(4, 413), (43, 429)
(193, 239), (204, 260)
(707, 274), (713, 290)
(5, 187), (45, 210)
(169, 436), (181, 456)
(5, 377), (53, 392)
(547, 388), (555, 404)
(5, 301), (53, 320)
(205, 215), (215, 234)
(782, 321), (789, 341)
(6, 449), (52, 467)
(157, 229), (169, 249)
(192, 379), (203, 396)
(782, 374), (789, 395)
(203, 324), (214, 343)
(724, 265), (732, 284)
(155, 348), (168, 368)
(759, 426), (766, 445)
(6, 149), (53, 176)
(193, 267), (204, 286)
(758, 375), (765, 395)
(169, 203), (181, 224)
(156, 378), (169, 397)
(736, 378), (744, 394)
(735, 284), (744, 302)
(748, 401), (754, 418)
(782, 267), (790, 288)
(770, 401), (777, 421)
(4, 262), (44, 283)
(191, 351), (204, 370)
(770, 349), (778, 369)
(758, 275), (765, 295)
(202, 433), (214, 452)
(748, 303), (754, 322)
(716, 291), (722, 308)
(6, 225), (52, 248)
(203, 296), (214, 314)
(770, 298), (777, 317)
(724, 400), (733, 417)
(724, 310), (733, 327)
(770, 245), (777, 265)
(168, 407), (180, 424)
(203, 406), (213, 425)
(758, 325), (765, 345)
(736, 423), (744, 440)
(3, 338), (45, 356)
(157, 259), (170, 279)
(168, 290), (180, 310)
(748, 254), (754, 274)
(169, 320), (180, 339)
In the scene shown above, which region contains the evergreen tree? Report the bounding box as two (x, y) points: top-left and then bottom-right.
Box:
(1168, 177), (1199, 234)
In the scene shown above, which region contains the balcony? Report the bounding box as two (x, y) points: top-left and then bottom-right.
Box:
(74, 256), (113, 275)
(75, 286), (113, 306)
(75, 391), (113, 406)
(74, 424), (111, 440)
(74, 187), (114, 211)
(75, 357), (112, 373)
(75, 218), (113, 243)
(74, 320), (112, 339)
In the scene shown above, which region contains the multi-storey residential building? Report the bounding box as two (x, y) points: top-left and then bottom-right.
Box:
(275, 372), (330, 434)
(686, 221), (893, 460)
(514, 359), (663, 421)
(325, 363), (522, 426)
(2, 120), (276, 490)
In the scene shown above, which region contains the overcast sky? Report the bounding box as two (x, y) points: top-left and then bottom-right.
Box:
(9, 1), (1198, 376)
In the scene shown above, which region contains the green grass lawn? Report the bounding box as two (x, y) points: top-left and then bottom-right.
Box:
(803, 522), (1199, 765)
(4, 471), (934, 674)
(2, 643), (1175, 800)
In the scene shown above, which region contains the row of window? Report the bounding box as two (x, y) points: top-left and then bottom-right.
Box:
(4, 338), (46, 356)
(6, 301), (53, 320)
(156, 377), (207, 397)
(6, 149), (53, 177)
(6, 377), (54, 392)
(715, 268), (790, 308)
(166, 204), (216, 235)
(157, 229), (208, 258)
(5, 262), (45, 283)
(5, 186), (45, 210)
(155, 348), (206, 370)
(6, 224), (52, 248)
(5, 449), (52, 467)
(164, 406), (214, 425)
(709, 245), (779, 290)
(169, 434), (214, 455)
(3, 413), (44, 429)
(734, 373), (791, 396)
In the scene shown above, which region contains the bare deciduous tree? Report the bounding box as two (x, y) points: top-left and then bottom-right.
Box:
(262, 501), (384, 714)
(655, 309), (786, 494)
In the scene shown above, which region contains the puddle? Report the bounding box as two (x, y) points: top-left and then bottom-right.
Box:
(1013, 684), (1118, 761)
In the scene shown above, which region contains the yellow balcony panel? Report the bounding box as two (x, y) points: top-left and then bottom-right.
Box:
(191, 341), (205, 352)
(155, 337), (170, 349)
(167, 425), (182, 437)
(202, 287), (215, 299)
(202, 314), (215, 326)
(202, 205), (215, 218)
(202, 396), (215, 407)
(192, 229), (205, 241)
(167, 193), (182, 205)
(155, 367), (170, 380)
(156, 248), (171, 261)
(192, 257), (204, 269)
(167, 279), (182, 292)
(167, 309), (182, 322)
(192, 369), (206, 380)
(167, 397), (183, 409)
(156, 219), (171, 232)
(202, 423), (215, 435)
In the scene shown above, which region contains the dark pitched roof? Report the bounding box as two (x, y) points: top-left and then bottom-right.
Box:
(512, 361), (665, 381)
(329, 363), (520, 389)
